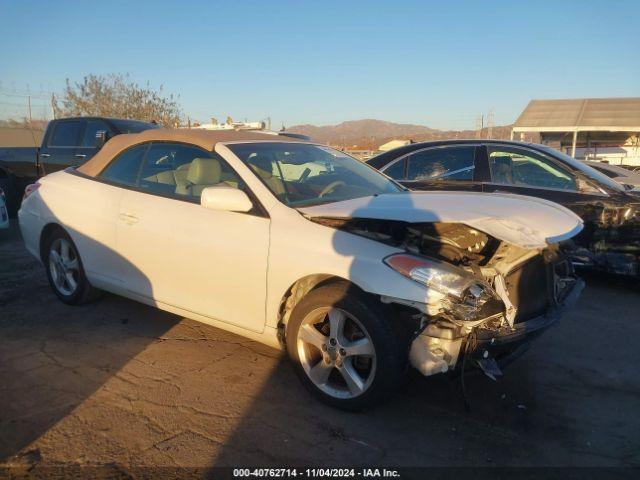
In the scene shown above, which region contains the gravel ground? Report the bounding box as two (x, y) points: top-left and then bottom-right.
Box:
(1, 220), (639, 473)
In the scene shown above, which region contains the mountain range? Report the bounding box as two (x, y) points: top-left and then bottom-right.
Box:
(287, 119), (514, 149)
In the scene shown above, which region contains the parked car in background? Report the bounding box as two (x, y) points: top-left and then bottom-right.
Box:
(583, 161), (640, 192)
(0, 188), (8, 229)
(19, 129), (584, 409)
(0, 117), (159, 215)
(368, 140), (640, 276)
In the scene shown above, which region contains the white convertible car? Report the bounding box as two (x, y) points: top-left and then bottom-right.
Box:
(19, 129), (584, 409)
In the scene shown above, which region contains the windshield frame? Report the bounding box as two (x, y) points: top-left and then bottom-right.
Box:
(225, 141), (403, 208)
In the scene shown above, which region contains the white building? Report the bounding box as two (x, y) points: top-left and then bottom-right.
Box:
(512, 98), (640, 166)
(378, 139), (413, 152)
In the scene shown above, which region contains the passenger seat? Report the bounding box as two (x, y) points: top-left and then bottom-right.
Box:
(175, 158), (222, 197)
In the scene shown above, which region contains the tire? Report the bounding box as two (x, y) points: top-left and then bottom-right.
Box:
(43, 228), (100, 305)
(286, 283), (404, 411)
(0, 174), (17, 217)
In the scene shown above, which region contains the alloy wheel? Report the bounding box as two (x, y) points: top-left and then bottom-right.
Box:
(49, 237), (80, 296)
(296, 307), (376, 399)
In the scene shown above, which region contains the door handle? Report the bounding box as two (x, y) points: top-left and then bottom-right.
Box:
(40, 153), (50, 158)
(74, 154), (87, 159)
(118, 213), (139, 225)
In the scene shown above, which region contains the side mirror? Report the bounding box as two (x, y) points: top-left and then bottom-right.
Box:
(201, 186), (253, 213)
(95, 130), (108, 149)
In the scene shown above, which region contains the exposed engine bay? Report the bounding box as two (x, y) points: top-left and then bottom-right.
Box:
(310, 216), (583, 378)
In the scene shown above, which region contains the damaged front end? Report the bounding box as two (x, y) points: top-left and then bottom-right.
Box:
(571, 203), (640, 276)
(310, 217), (584, 378)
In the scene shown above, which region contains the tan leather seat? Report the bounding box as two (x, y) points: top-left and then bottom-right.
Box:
(174, 163), (190, 186)
(248, 154), (286, 197)
(144, 170), (176, 185)
(175, 158), (222, 197)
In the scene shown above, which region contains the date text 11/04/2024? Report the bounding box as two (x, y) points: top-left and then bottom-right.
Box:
(233, 468), (401, 478)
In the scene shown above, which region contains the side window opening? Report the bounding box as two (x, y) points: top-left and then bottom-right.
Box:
(49, 121), (83, 147)
(138, 143), (244, 201)
(406, 146), (475, 182)
(98, 145), (148, 186)
(81, 120), (111, 147)
(383, 159), (406, 180)
(488, 148), (578, 191)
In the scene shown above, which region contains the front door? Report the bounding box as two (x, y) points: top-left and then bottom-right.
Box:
(479, 145), (605, 218)
(115, 142), (270, 333)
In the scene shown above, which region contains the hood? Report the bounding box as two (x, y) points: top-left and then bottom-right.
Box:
(298, 191), (583, 249)
(614, 176), (640, 188)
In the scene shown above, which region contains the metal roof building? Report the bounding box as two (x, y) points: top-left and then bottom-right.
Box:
(512, 98), (640, 164)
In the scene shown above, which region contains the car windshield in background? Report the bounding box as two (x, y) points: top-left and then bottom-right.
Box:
(537, 146), (625, 192)
(111, 119), (161, 133)
(228, 143), (402, 207)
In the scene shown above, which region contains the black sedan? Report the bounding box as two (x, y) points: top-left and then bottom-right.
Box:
(367, 140), (640, 276)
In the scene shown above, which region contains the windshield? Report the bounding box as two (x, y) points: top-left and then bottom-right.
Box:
(228, 143), (402, 207)
(537, 145), (625, 192)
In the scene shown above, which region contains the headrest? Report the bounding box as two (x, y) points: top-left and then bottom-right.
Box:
(248, 154), (274, 178)
(187, 158), (222, 185)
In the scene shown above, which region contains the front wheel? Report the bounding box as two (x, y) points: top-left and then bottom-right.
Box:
(44, 228), (99, 305)
(286, 283), (403, 411)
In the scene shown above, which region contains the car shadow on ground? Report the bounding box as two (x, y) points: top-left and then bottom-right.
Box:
(0, 220), (181, 463)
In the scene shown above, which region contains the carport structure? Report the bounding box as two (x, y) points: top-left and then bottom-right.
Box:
(511, 98), (640, 163)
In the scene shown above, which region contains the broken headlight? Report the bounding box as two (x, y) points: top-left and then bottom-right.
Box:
(385, 254), (503, 322)
(384, 253), (489, 300)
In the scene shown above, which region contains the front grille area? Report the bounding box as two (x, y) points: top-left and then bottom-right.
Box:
(505, 253), (555, 324)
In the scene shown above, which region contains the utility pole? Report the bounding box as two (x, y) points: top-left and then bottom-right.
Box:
(51, 93), (57, 119)
(475, 115), (484, 139)
(487, 108), (494, 140)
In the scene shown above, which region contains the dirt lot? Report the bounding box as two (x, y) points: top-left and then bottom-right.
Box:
(1, 220), (639, 472)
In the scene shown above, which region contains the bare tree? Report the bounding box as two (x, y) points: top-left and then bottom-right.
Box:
(53, 74), (183, 127)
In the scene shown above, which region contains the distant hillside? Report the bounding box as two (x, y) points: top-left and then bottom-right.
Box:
(288, 119), (514, 149)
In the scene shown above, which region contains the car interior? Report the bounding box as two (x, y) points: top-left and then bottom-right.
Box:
(489, 151), (577, 190)
(140, 154), (242, 199)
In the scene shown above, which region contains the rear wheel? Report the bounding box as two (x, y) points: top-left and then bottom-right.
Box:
(44, 229), (99, 304)
(286, 283), (403, 411)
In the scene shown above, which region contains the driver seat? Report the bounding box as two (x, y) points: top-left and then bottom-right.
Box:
(247, 154), (286, 197)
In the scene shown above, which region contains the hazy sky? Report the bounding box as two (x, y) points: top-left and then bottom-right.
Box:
(1, 0), (638, 129)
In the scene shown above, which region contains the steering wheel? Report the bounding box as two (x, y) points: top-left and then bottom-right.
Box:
(319, 180), (346, 198)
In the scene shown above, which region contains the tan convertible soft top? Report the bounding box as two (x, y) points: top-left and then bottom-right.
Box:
(77, 128), (307, 177)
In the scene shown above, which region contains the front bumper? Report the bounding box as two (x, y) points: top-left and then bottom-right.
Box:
(469, 277), (585, 368)
(408, 276), (584, 377)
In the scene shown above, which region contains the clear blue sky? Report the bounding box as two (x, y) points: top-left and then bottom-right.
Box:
(1, 0), (638, 129)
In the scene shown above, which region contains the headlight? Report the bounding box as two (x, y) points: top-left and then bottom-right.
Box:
(384, 253), (485, 300)
(385, 253), (502, 322)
